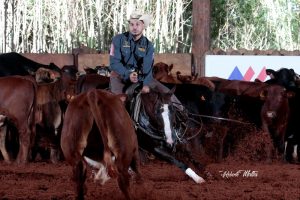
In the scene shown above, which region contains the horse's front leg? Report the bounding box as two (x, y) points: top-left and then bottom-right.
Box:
(153, 147), (205, 183)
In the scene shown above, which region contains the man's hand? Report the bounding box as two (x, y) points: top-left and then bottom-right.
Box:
(141, 85), (150, 93)
(129, 72), (138, 83)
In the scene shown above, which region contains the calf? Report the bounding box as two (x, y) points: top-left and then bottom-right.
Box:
(61, 89), (141, 200)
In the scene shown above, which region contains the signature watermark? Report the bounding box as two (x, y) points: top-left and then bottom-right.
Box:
(219, 170), (258, 178)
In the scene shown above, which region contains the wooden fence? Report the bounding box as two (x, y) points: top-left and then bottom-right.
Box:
(22, 53), (192, 76)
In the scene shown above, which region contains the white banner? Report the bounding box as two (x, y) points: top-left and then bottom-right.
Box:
(205, 55), (300, 81)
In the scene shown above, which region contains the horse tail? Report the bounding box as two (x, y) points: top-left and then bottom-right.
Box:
(86, 89), (116, 177)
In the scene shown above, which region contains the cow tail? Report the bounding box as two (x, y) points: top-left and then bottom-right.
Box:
(87, 90), (115, 176)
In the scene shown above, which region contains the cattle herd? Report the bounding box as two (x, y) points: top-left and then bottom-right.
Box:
(0, 52), (299, 200)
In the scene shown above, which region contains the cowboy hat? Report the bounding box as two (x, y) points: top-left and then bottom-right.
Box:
(128, 11), (152, 28)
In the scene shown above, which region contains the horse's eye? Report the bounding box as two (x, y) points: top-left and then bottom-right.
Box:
(159, 107), (164, 112)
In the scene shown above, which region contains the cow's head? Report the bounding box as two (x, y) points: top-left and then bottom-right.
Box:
(266, 68), (299, 89)
(153, 62), (173, 80)
(35, 67), (58, 83)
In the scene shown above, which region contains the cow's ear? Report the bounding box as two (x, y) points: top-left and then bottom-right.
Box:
(168, 64), (173, 73)
(266, 69), (275, 78)
(260, 90), (268, 100)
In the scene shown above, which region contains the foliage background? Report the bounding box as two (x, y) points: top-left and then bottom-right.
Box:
(0, 0), (299, 53)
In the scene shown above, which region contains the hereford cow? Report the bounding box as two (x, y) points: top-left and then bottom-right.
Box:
(0, 76), (36, 164)
(0, 52), (61, 78)
(61, 89), (141, 200)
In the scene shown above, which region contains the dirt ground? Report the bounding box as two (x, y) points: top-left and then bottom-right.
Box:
(0, 156), (299, 200)
(0, 127), (300, 200)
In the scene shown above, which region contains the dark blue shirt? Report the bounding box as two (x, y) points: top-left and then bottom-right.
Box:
(109, 32), (154, 86)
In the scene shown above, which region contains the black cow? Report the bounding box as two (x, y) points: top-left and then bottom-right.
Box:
(265, 68), (299, 88)
(158, 82), (231, 162)
(0, 52), (61, 77)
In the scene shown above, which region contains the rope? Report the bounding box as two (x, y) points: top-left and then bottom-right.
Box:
(189, 113), (251, 125)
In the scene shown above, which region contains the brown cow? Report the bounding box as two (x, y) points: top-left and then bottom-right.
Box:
(0, 76), (36, 164)
(34, 76), (63, 163)
(76, 74), (109, 94)
(153, 62), (180, 83)
(176, 71), (216, 90)
(61, 89), (141, 200)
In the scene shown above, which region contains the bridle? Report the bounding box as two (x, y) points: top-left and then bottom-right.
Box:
(132, 92), (169, 141)
(131, 93), (202, 145)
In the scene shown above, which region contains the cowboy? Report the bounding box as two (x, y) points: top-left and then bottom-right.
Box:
(109, 10), (183, 108)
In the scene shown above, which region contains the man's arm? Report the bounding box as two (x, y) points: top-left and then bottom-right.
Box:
(109, 36), (131, 81)
(142, 43), (154, 86)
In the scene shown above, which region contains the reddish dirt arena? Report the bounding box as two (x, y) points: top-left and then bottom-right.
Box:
(0, 131), (300, 200)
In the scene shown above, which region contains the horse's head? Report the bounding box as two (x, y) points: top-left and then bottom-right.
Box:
(140, 87), (177, 146)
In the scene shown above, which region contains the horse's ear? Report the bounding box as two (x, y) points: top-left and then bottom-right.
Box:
(169, 86), (176, 94)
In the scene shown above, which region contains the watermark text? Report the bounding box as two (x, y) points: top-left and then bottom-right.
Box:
(219, 170), (258, 178)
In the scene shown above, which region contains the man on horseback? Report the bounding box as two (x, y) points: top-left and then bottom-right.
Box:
(108, 11), (205, 184)
(109, 10), (182, 107)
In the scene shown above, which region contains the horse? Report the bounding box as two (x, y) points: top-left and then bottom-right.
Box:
(127, 84), (206, 183)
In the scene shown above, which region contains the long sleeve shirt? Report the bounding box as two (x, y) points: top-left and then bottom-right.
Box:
(109, 31), (154, 86)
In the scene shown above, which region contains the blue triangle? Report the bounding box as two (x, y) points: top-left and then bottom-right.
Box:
(228, 66), (243, 80)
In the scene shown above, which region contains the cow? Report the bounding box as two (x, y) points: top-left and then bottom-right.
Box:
(61, 89), (141, 200)
(153, 62), (180, 83)
(0, 52), (61, 78)
(265, 68), (300, 88)
(33, 69), (63, 163)
(76, 74), (110, 94)
(264, 68), (300, 162)
(176, 72), (215, 90)
(0, 76), (37, 164)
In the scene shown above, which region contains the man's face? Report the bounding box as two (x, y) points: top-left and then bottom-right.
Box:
(129, 19), (145, 37)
